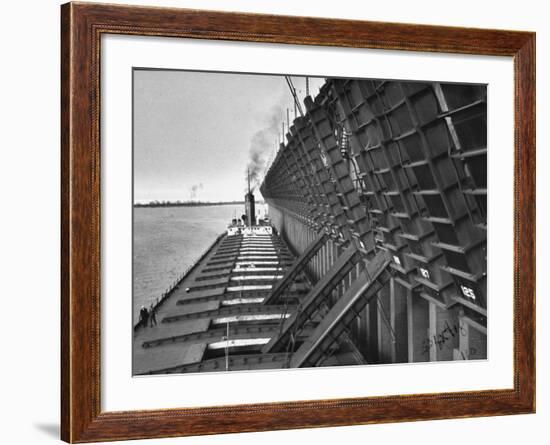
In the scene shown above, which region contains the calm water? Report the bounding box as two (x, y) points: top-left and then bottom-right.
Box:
(133, 204), (263, 324)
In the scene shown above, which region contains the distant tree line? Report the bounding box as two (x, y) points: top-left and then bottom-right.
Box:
(134, 200), (267, 208)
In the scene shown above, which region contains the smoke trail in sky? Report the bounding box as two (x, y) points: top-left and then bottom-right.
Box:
(189, 182), (204, 200)
(246, 102), (285, 192)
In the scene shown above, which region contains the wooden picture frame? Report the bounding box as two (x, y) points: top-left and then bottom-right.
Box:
(61, 1), (535, 442)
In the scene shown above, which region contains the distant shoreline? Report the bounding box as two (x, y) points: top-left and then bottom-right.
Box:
(134, 201), (265, 208)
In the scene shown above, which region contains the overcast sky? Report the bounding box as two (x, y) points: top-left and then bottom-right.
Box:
(133, 69), (325, 203)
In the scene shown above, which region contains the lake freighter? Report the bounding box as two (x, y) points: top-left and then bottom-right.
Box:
(133, 186), (307, 374)
(133, 77), (488, 375)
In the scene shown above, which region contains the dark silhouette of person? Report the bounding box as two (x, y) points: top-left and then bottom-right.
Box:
(139, 305), (149, 328)
(149, 304), (157, 327)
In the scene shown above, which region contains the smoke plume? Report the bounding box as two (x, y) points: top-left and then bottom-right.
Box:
(189, 183), (204, 200)
(246, 102), (285, 192)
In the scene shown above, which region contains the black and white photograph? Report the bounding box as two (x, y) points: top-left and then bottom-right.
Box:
(132, 69), (487, 375)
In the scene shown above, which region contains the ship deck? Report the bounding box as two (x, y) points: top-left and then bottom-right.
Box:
(133, 231), (302, 374)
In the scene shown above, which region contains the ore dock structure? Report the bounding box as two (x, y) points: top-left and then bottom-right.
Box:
(133, 77), (487, 375)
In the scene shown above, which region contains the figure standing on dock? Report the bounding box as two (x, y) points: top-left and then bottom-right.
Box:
(149, 303), (157, 327)
(139, 305), (149, 328)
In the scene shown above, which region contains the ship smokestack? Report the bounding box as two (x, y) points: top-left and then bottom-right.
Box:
(245, 168), (256, 226)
